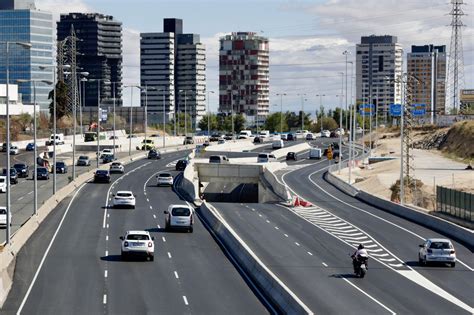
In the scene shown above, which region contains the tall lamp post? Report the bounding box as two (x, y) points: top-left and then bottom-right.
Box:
(297, 93), (306, 130)
(316, 94), (326, 134)
(3, 41), (31, 245)
(159, 88), (167, 148)
(124, 85), (141, 157)
(207, 90), (214, 137)
(89, 79), (111, 167)
(348, 61), (354, 184)
(276, 93), (286, 134)
(17, 79), (53, 218)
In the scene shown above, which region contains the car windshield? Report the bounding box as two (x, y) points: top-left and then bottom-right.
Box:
(159, 173), (171, 178)
(209, 156), (222, 162)
(56, 162), (65, 167)
(111, 163), (121, 166)
(0, 209), (6, 214)
(96, 170), (108, 175)
(172, 207), (191, 216)
(0, 178), (4, 183)
(117, 193), (132, 197)
(269, 155), (276, 159)
(258, 154), (268, 159)
(14, 164), (26, 168)
(37, 168), (47, 173)
(126, 234), (150, 240)
(429, 242), (452, 249)
(79, 156), (88, 160)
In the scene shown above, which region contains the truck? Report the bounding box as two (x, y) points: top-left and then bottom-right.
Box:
(258, 130), (270, 138)
(238, 130), (252, 139)
(46, 133), (65, 146)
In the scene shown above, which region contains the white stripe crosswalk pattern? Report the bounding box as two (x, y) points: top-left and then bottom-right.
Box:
(166, 159), (180, 168)
(291, 206), (409, 270)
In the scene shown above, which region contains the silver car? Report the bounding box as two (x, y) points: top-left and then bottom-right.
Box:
(419, 238), (456, 267)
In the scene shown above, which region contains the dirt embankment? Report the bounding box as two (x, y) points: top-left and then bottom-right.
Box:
(413, 120), (474, 161)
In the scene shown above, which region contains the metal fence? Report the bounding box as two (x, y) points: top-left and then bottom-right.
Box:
(436, 186), (474, 223)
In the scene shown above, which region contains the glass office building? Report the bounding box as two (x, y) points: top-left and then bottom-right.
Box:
(0, 3), (53, 111)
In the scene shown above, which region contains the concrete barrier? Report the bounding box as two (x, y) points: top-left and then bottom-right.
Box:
(0, 143), (193, 307)
(263, 163), (292, 203)
(199, 202), (313, 314)
(272, 142), (312, 159)
(205, 139), (262, 152)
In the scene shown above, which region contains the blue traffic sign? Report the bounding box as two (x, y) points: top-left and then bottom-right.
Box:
(359, 104), (374, 116)
(411, 104), (426, 116)
(390, 104), (402, 117)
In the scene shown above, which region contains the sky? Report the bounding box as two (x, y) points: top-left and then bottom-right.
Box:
(36, 0), (474, 115)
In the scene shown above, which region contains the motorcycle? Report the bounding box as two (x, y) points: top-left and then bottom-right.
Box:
(352, 255), (368, 278)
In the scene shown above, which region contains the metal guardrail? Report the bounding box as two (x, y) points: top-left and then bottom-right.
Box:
(436, 186), (474, 223)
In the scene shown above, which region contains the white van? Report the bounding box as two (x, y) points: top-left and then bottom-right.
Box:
(164, 204), (194, 232)
(309, 148), (322, 159)
(272, 139), (284, 149)
(0, 176), (6, 193)
(257, 153), (277, 163)
(46, 133), (65, 146)
(258, 130), (270, 138)
(238, 130), (252, 139)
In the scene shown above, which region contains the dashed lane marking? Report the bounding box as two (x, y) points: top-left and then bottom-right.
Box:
(174, 271), (179, 279)
(103, 294), (107, 305)
(183, 296), (189, 306)
(168, 252), (172, 259)
(104, 270), (108, 278)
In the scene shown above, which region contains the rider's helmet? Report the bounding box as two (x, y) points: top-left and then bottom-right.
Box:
(358, 244), (364, 250)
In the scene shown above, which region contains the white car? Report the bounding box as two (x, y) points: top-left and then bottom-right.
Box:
(120, 230), (155, 261)
(419, 238), (456, 267)
(335, 128), (345, 136)
(156, 172), (173, 186)
(322, 130), (331, 138)
(113, 191), (136, 209)
(164, 204), (194, 232)
(10, 146), (19, 155)
(109, 162), (124, 174)
(280, 134), (288, 140)
(0, 176), (6, 193)
(355, 127), (363, 134)
(0, 207), (11, 227)
(100, 149), (113, 156)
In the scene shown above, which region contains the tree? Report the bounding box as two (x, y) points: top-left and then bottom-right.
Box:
(16, 113), (33, 132)
(311, 117), (338, 132)
(48, 81), (69, 122)
(264, 112), (288, 133)
(198, 114), (219, 133)
(233, 114), (246, 133)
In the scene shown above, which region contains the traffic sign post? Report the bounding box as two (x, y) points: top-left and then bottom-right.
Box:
(390, 104), (402, 117)
(359, 104), (374, 117)
(327, 146), (333, 168)
(411, 104), (426, 116)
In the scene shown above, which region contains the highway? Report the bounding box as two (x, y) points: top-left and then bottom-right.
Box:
(206, 140), (474, 314)
(2, 150), (269, 314)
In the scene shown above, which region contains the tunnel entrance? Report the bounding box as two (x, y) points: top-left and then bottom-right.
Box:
(202, 182), (259, 203)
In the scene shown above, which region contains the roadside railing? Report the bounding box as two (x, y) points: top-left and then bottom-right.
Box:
(436, 186), (473, 223)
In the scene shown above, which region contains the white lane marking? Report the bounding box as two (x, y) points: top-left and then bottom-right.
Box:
(307, 251), (313, 256)
(183, 295), (189, 306)
(105, 250), (108, 256)
(266, 220), (270, 223)
(107, 214), (110, 218)
(18, 196), (24, 201)
(149, 206), (153, 210)
(28, 191), (33, 195)
(162, 237), (166, 242)
(251, 208), (255, 211)
(275, 226), (279, 230)
(174, 271), (179, 279)
(146, 198), (149, 202)
(168, 252), (172, 259)
(258, 214), (262, 217)
(322, 262), (328, 267)
(157, 224), (161, 229)
(284, 234), (289, 238)
(17, 183), (87, 314)
(106, 224), (109, 229)
(104, 270), (108, 278)
(105, 235), (109, 241)
(103, 294), (107, 305)
(342, 278), (396, 315)
(153, 214), (156, 219)
(295, 242), (300, 246)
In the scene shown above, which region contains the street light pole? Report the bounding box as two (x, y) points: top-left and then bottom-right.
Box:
(297, 93), (306, 130)
(316, 94), (325, 134)
(348, 61), (354, 184)
(112, 82), (116, 156)
(207, 90), (214, 137)
(97, 80), (101, 168)
(276, 93), (286, 134)
(343, 50), (350, 131)
(162, 88), (166, 148)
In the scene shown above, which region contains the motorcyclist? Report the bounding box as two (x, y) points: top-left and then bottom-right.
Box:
(351, 244), (368, 273)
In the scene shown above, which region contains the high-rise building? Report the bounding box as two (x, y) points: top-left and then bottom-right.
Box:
(57, 13), (122, 108)
(407, 45), (446, 116)
(0, 0), (53, 111)
(356, 35), (403, 119)
(140, 18), (206, 127)
(219, 32), (269, 126)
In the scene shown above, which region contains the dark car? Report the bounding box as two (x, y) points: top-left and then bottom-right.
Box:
(306, 133), (314, 141)
(332, 142), (340, 150)
(94, 169), (111, 183)
(101, 155), (116, 164)
(2, 168), (18, 184)
(54, 161), (68, 174)
(224, 133), (233, 140)
(286, 152), (297, 161)
(175, 160), (188, 171)
(209, 134), (221, 142)
(287, 133), (295, 141)
(183, 136), (194, 145)
(34, 167), (49, 180)
(253, 136), (262, 143)
(13, 163), (29, 178)
(26, 143), (35, 151)
(147, 150), (161, 159)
